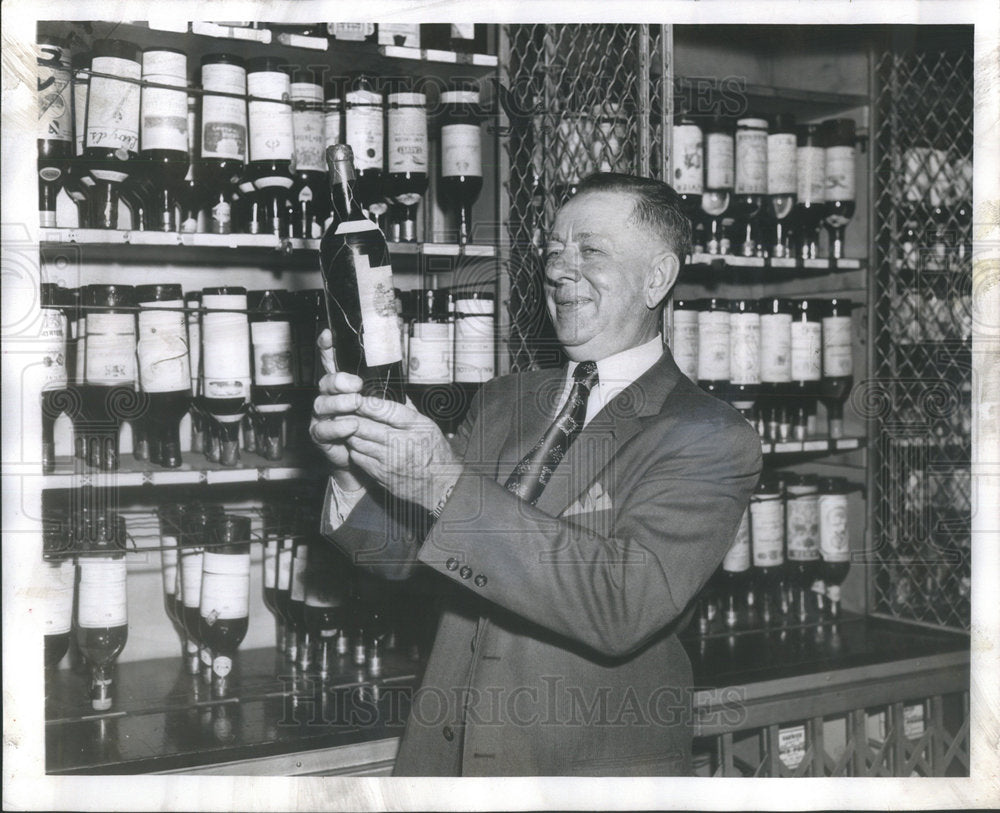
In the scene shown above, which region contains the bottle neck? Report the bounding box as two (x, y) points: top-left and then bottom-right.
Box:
(329, 161), (366, 221)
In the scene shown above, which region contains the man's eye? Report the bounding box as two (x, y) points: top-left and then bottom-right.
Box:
(581, 246), (602, 255)
(544, 249), (562, 262)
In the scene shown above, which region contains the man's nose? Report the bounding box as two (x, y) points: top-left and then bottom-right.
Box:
(545, 248), (580, 283)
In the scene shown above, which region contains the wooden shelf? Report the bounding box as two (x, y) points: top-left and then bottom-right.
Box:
(685, 253), (863, 279)
(762, 436), (864, 457)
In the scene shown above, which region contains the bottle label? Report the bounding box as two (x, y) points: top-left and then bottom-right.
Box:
(85, 313), (136, 384)
(40, 308), (68, 391)
(723, 510), (751, 573)
(201, 63), (248, 161)
(705, 132), (734, 189)
(336, 248), (403, 366)
(277, 542), (293, 590)
(441, 123), (482, 177)
(138, 302), (191, 393)
(290, 547), (309, 602)
(819, 493), (850, 562)
(696, 310), (730, 382)
(141, 74), (188, 153)
(767, 133), (797, 195)
(291, 82), (325, 172)
(729, 311), (760, 387)
(247, 70), (294, 162)
(387, 105), (428, 174)
(735, 128), (767, 195)
(822, 315), (853, 377)
(324, 108), (342, 150)
(212, 655), (233, 677)
(75, 320), (87, 384)
(161, 534), (178, 596)
(790, 321), (822, 382)
(671, 123), (703, 195)
(454, 314), (495, 383)
(201, 551), (251, 622)
(77, 558), (127, 628)
(760, 313), (792, 383)
(87, 55), (141, 154)
(202, 296), (251, 400)
(408, 322), (452, 384)
(73, 75), (88, 156)
(345, 97), (384, 171)
(263, 539), (277, 588)
(796, 145), (826, 204)
(786, 490), (820, 561)
(825, 145), (856, 202)
(251, 321), (294, 386)
(330, 23), (375, 40)
(37, 43), (72, 142)
(186, 305), (201, 391)
(179, 549), (203, 607)
(671, 310), (699, 382)
(750, 497), (784, 565)
(42, 559), (75, 635)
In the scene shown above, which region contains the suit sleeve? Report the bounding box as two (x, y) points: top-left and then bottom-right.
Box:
(416, 411), (763, 658)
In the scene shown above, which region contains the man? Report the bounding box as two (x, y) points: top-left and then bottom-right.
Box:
(310, 173), (762, 776)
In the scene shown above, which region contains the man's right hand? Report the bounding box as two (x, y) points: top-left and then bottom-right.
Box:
(309, 329), (365, 491)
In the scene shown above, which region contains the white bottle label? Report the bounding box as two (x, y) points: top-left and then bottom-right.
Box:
(723, 510), (751, 573)
(767, 133), (797, 195)
(202, 294), (251, 402)
(73, 74), (89, 157)
(201, 62), (247, 161)
(37, 44), (72, 142)
(818, 493), (850, 562)
(330, 23), (375, 41)
(822, 315), (853, 377)
(40, 308), (68, 391)
(671, 123), (703, 195)
(247, 70), (293, 162)
(735, 128), (767, 195)
(290, 547), (308, 602)
(161, 534), (178, 597)
(277, 542), (293, 590)
(324, 107), (342, 150)
(179, 549), (204, 608)
(797, 145), (826, 204)
(760, 313), (792, 383)
(201, 551), (251, 622)
(291, 82), (325, 172)
(338, 248), (403, 366)
(345, 96), (383, 170)
(138, 302), (191, 393)
(212, 655), (233, 677)
(696, 310), (730, 382)
(251, 321), (294, 385)
(387, 105), (428, 174)
(87, 55), (141, 154)
(263, 539), (277, 588)
(42, 559), (75, 635)
(786, 489), (820, 561)
(671, 309), (699, 382)
(790, 321), (822, 382)
(141, 73), (188, 153)
(729, 311), (760, 387)
(825, 145), (856, 202)
(186, 305), (201, 392)
(77, 558), (127, 628)
(441, 123), (482, 177)
(85, 313), (136, 384)
(705, 132), (734, 189)
(408, 322), (453, 384)
(454, 303), (494, 383)
(750, 497), (784, 565)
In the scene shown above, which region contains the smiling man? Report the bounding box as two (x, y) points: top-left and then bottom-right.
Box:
(310, 172), (762, 776)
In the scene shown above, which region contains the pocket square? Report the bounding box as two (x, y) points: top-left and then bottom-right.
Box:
(561, 479), (612, 517)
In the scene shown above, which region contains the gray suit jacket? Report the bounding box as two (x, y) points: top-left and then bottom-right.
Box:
(325, 350), (762, 775)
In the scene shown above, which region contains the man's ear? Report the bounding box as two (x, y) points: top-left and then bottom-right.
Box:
(645, 251), (681, 309)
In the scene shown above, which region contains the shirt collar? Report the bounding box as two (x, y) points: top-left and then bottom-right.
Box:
(566, 335), (665, 410)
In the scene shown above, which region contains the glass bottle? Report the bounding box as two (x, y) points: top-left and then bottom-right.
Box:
(783, 473), (821, 621)
(289, 69), (328, 238)
(749, 473), (785, 625)
(407, 288), (456, 430)
(304, 542), (349, 679)
(721, 509), (752, 629)
(180, 502), (225, 679)
(701, 114), (734, 255)
(759, 297), (794, 442)
(177, 94), (201, 233)
(788, 298), (822, 440)
(36, 35), (73, 227)
(439, 81), (483, 245)
(696, 297), (730, 400)
(199, 53), (247, 235)
(246, 57), (293, 236)
(261, 503), (285, 652)
(39, 283), (71, 473)
(670, 298), (699, 383)
(820, 298), (854, 438)
(42, 557), (75, 669)
(343, 72), (386, 225)
(385, 84), (429, 242)
(818, 476), (852, 617)
(765, 113), (797, 259)
(201, 286), (251, 466)
(671, 109), (704, 221)
(158, 503), (188, 657)
(727, 298), (760, 423)
(65, 51), (95, 227)
(795, 123), (826, 260)
(733, 117), (768, 257)
(822, 118), (857, 260)
(76, 548), (129, 711)
(248, 289), (295, 460)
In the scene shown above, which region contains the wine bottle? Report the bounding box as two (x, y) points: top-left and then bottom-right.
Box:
(386, 85), (428, 242)
(784, 473), (821, 621)
(453, 291), (496, 390)
(733, 117), (768, 257)
(288, 289), (325, 450)
(701, 114), (734, 255)
(289, 534), (311, 669)
(671, 110), (704, 221)
(158, 503), (188, 656)
(249, 289), (295, 460)
(199, 515), (251, 698)
(343, 72), (386, 225)
(439, 82), (483, 245)
(274, 529), (297, 660)
(84, 39), (142, 229)
(42, 558), (75, 669)
(201, 286), (251, 466)
(321, 144), (406, 402)
(822, 118), (857, 260)
(36, 36), (73, 227)
(246, 57), (293, 236)
(261, 503), (285, 651)
(304, 542), (349, 678)
(795, 122), (826, 260)
(290, 69), (329, 238)
(696, 297), (730, 400)
(818, 476), (851, 616)
(670, 298), (699, 383)
(76, 548), (128, 711)
(40, 283), (71, 473)
(199, 53), (247, 234)
(721, 509), (752, 629)
(184, 291), (205, 453)
(139, 48), (189, 232)
(759, 297), (793, 442)
(820, 298), (854, 438)
(727, 298), (760, 423)
(328, 23), (377, 43)
(65, 52), (95, 227)
(179, 503), (224, 676)
(407, 288), (457, 430)
(323, 78), (343, 154)
(765, 113), (797, 259)
(788, 298), (822, 440)
(749, 473), (785, 625)
(177, 94), (201, 233)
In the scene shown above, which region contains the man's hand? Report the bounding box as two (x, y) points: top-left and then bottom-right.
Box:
(309, 329), (365, 490)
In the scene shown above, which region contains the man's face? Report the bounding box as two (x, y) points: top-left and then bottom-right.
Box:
(544, 190), (666, 361)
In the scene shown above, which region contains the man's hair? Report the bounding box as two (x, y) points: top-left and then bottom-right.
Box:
(573, 172), (693, 263)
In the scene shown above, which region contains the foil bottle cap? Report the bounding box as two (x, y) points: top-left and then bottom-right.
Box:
(326, 144), (355, 183)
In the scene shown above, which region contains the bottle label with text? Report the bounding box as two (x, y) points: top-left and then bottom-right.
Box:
(441, 123), (482, 177)
(387, 103), (428, 174)
(750, 497), (784, 565)
(201, 63), (248, 161)
(760, 313), (792, 383)
(138, 302), (191, 393)
(85, 313), (136, 384)
(729, 312), (761, 387)
(767, 133), (797, 195)
(87, 56), (141, 155)
(247, 70), (293, 162)
(697, 310), (730, 382)
(77, 558), (127, 628)
(790, 321), (822, 381)
(822, 315), (853, 377)
(705, 132), (734, 189)
(825, 146), (856, 202)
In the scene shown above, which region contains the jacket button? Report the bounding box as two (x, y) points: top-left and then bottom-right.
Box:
(443, 725), (455, 742)
(459, 565), (473, 579)
(445, 558), (459, 571)
(474, 574), (487, 588)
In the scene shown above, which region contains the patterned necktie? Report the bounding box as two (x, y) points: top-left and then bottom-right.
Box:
(504, 360), (599, 506)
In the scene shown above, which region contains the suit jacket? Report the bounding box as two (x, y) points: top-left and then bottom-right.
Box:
(325, 350), (763, 776)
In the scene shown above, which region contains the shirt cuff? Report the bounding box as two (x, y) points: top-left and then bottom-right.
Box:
(321, 475), (368, 535)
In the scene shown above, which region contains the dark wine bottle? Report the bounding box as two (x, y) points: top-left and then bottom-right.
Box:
(818, 476), (852, 616)
(76, 548), (128, 711)
(671, 110), (704, 221)
(40, 283), (71, 473)
(261, 503), (285, 651)
(749, 473), (785, 625)
(407, 288), (457, 431)
(65, 51), (95, 227)
(275, 532), (297, 661)
(289, 70), (329, 238)
(439, 81), (483, 245)
(201, 287), (251, 466)
(42, 558), (75, 669)
(765, 113), (797, 259)
(158, 503), (188, 656)
(343, 72), (386, 224)
(788, 298), (822, 441)
(180, 503), (224, 677)
(289, 534), (311, 669)
(136, 284), (192, 468)
(759, 297), (793, 442)
(139, 48), (189, 232)
(721, 508), (751, 629)
(795, 123), (826, 260)
(695, 297), (730, 400)
(385, 85), (428, 242)
(177, 95), (200, 233)
(199, 53), (247, 234)
(727, 298), (760, 422)
(321, 144), (406, 402)
(733, 117), (768, 257)
(246, 57), (293, 236)
(820, 298), (854, 438)
(783, 473), (821, 621)
(822, 118), (857, 260)
(184, 291), (205, 453)
(36, 36), (73, 227)
(289, 289), (325, 450)
(304, 542), (349, 678)
(249, 289), (295, 460)
(701, 114), (734, 255)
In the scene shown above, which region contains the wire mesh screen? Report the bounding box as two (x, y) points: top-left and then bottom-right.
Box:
(870, 46), (972, 631)
(501, 24), (667, 371)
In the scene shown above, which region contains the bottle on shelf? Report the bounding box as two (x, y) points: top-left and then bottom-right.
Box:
(63, 51), (96, 227)
(818, 475), (852, 617)
(42, 556), (75, 669)
(304, 542), (350, 679)
(795, 122), (826, 260)
(201, 286), (251, 467)
(139, 48), (190, 232)
(321, 144), (406, 402)
(385, 82), (429, 242)
(759, 297), (794, 442)
(670, 298), (699, 384)
(248, 289), (295, 460)
(701, 113), (734, 255)
(261, 503), (285, 652)
(439, 81), (483, 245)
(177, 95), (201, 233)
(199, 53), (248, 235)
(820, 297), (854, 438)
(199, 514), (251, 698)
(274, 516), (298, 661)
(184, 291), (204, 453)
(783, 473), (821, 621)
(788, 298), (822, 440)
(179, 502), (225, 678)
(822, 118), (857, 260)
(733, 116), (768, 257)
(721, 509), (752, 629)
(289, 69), (328, 238)
(749, 472), (785, 625)
(83, 39), (142, 229)
(328, 23), (378, 44)
(136, 284), (192, 468)
(407, 288), (457, 431)
(671, 109), (704, 222)
(36, 35), (73, 227)
(453, 290), (496, 405)
(695, 297), (731, 401)
(158, 503), (188, 658)
(289, 531), (311, 670)
(39, 283), (71, 473)
(246, 57), (294, 236)
(765, 113), (797, 259)
(343, 72), (386, 227)
(727, 298), (760, 424)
